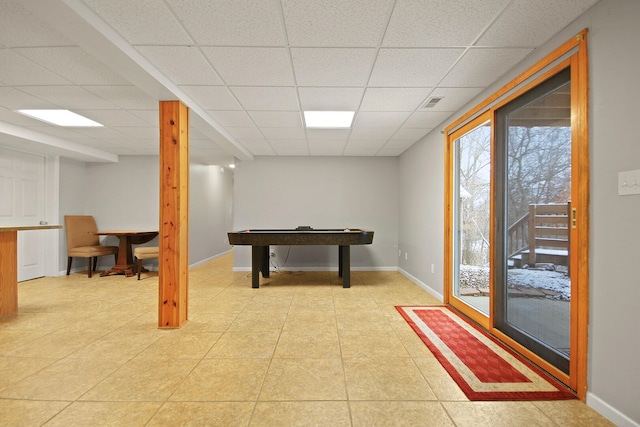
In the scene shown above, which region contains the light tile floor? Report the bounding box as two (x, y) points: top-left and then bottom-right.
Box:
(0, 252), (613, 426)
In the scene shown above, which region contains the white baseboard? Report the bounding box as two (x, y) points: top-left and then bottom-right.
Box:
(398, 267), (444, 302)
(587, 392), (639, 427)
(189, 250), (232, 268)
(232, 265), (397, 272)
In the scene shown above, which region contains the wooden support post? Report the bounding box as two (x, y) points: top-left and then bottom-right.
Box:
(158, 101), (189, 328)
(0, 231), (18, 317)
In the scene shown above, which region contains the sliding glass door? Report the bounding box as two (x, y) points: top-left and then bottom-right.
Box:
(494, 68), (572, 374)
(450, 112), (492, 328)
(445, 31), (589, 395)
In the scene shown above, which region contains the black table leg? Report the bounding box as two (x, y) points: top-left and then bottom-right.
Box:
(251, 245), (262, 288)
(339, 245), (350, 288)
(261, 246), (270, 278)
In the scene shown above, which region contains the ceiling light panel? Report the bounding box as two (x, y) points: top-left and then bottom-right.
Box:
(304, 111), (354, 129)
(17, 109), (103, 127)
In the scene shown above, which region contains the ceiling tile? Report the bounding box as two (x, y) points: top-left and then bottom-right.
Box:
(0, 87), (57, 110)
(0, 0), (71, 47)
(343, 148), (381, 156)
(136, 46), (223, 85)
(261, 127), (306, 139)
(74, 110), (153, 127)
(180, 86), (243, 110)
(292, 48), (377, 86)
(391, 128), (431, 140)
(298, 87), (365, 111)
(83, 0), (192, 45)
(305, 129), (350, 141)
(83, 86), (159, 110)
(269, 139), (310, 156)
(354, 111), (411, 128)
(440, 48), (533, 87)
(248, 112), (302, 128)
(239, 139), (277, 156)
(360, 88), (432, 111)
(0, 50), (71, 85)
(15, 47), (130, 85)
(477, 0), (599, 47)
(203, 47), (294, 86)
(17, 86), (119, 109)
(282, 0), (393, 47)
(230, 87), (299, 111)
(404, 111), (453, 129)
(425, 87), (485, 112)
(165, 0), (285, 46)
(227, 127), (264, 139)
(308, 140), (346, 156)
(349, 127), (397, 140)
(208, 111), (254, 127)
(383, 0), (510, 47)
(369, 48), (464, 87)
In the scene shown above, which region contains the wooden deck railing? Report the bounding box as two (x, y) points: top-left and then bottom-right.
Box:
(508, 202), (570, 267)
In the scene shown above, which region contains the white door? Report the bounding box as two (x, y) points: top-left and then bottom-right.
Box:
(0, 148), (46, 281)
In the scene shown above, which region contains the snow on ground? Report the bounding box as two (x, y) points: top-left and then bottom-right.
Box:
(460, 265), (571, 301)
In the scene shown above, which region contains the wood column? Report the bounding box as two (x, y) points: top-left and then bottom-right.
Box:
(158, 101), (189, 328)
(0, 231), (18, 317)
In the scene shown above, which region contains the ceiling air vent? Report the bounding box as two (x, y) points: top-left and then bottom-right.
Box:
(421, 96), (444, 108)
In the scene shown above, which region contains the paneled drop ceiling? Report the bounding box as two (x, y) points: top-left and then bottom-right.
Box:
(0, 0), (599, 164)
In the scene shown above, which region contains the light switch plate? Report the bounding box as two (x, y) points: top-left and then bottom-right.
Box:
(618, 169), (640, 195)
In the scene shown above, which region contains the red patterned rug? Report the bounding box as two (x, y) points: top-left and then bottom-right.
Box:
(396, 305), (576, 401)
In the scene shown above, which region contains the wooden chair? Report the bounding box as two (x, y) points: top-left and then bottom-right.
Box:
(64, 215), (118, 278)
(134, 246), (159, 280)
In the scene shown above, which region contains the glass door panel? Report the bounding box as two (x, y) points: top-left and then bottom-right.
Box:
(452, 118), (491, 319)
(495, 68), (572, 373)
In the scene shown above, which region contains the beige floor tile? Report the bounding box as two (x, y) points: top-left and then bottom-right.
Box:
(442, 401), (556, 427)
(0, 253), (614, 425)
(148, 402), (254, 426)
(260, 358), (347, 401)
(274, 330), (341, 358)
(0, 399), (69, 426)
(0, 357), (125, 401)
(80, 358), (199, 401)
(45, 401), (161, 426)
(206, 330), (280, 358)
(413, 357), (469, 401)
(170, 358), (269, 401)
(0, 329), (52, 354)
(335, 309), (395, 331)
(344, 357), (437, 401)
(1, 330), (105, 359)
(532, 400), (616, 426)
(136, 331), (221, 359)
(339, 329), (411, 358)
(350, 401), (455, 427)
(226, 310), (288, 331)
(0, 356), (56, 390)
(179, 311), (239, 332)
(67, 330), (162, 361)
(282, 310), (338, 331)
(251, 401), (351, 426)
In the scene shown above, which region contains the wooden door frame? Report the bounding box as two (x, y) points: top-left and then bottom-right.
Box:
(443, 30), (589, 399)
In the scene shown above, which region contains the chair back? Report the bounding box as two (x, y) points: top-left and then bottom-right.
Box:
(64, 215), (100, 249)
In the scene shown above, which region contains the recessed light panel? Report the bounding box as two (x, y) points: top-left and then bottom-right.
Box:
(17, 109), (103, 127)
(303, 111), (354, 128)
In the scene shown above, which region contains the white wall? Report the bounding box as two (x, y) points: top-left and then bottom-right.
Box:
(398, 0), (640, 423)
(59, 156), (233, 272)
(232, 156), (398, 270)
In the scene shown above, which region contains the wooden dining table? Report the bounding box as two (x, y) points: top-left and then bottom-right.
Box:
(95, 230), (158, 277)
